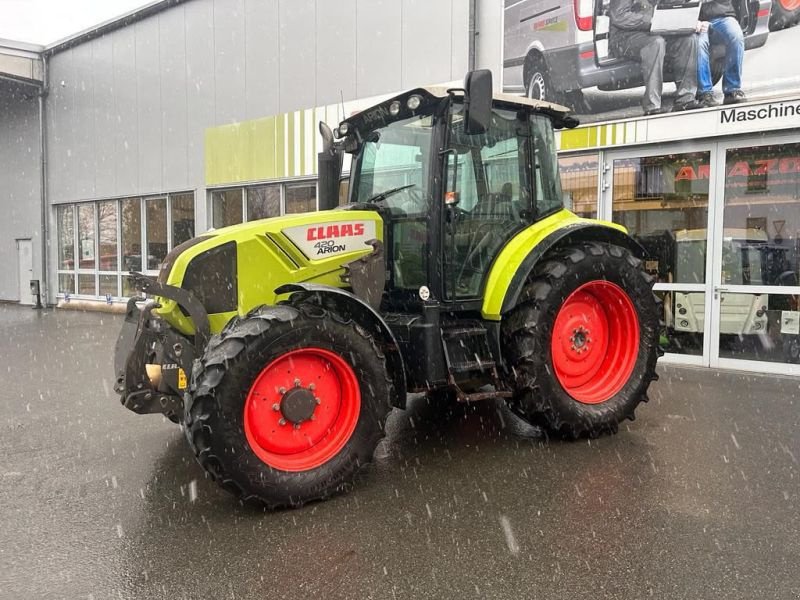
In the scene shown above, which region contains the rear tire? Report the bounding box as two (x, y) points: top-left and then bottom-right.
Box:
(524, 53), (588, 112)
(770, 0), (800, 30)
(502, 242), (661, 438)
(185, 303), (394, 508)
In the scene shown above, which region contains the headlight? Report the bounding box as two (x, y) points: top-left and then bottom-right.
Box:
(389, 101), (401, 116)
(407, 94), (422, 110)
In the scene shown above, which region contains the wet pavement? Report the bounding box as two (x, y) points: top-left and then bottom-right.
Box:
(1, 303), (799, 599)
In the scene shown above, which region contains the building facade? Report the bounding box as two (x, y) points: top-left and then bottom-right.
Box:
(2, 0), (799, 375)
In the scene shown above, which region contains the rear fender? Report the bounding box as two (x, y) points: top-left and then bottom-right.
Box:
(276, 283), (408, 409)
(501, 223), (645, 315)
(482, 211), (644, 320)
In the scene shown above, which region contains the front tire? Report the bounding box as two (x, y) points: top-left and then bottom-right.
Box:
(502, 242), (660, 438)
(185, 303), (394, 508)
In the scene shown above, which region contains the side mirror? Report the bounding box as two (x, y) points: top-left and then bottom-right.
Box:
(463, 69), (492, 135)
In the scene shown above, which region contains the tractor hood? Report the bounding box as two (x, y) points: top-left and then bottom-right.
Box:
(153, 208), (383, 335)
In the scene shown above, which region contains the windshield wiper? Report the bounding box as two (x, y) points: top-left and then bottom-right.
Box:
(365, 184), (416, 204)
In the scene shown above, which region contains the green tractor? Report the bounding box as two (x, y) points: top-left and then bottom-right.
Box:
(114, 70), (660, 507)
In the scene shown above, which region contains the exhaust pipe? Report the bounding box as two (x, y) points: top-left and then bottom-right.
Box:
(317, 121), (343, 211)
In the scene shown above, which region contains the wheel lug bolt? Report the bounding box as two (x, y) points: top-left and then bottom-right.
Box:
(315, 397), (321, 405)
(309, 383), (316, 391)
(278, 387), (286, 394)
(278, 418), (286, 426)
(272, 403), (280, 411)
(294, 378), (301, 387)
(294, 423), (301, 430)
(310, 415), (315, 421)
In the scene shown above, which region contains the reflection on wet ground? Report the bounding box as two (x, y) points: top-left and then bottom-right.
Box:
(1, 305), (798, 599)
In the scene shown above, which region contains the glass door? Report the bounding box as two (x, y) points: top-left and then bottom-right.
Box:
(604, 146), (715, 366)
(709, 135), (800, 375)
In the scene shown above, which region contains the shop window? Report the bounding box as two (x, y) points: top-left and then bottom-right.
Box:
(558, 154), (599, 219)
(722, 144), (800, 287)
(57, 205), (75, 270)
(247, 185), (281, 221)
(121, 274), (137, 298)
(99, 274), (118, 297)
(78, 273), (96, 296)
(656, 290), (704, 356)
(98, 201), (118, 271)
(77, 203), (96, 270)
(171, 193), (195, 246)
(285, 184), (316, 214)
(612, 152), (710, 285)
(121, 198), (142, 272)
(212, 189), (243, 228)
(58, 273), (75, 295)
(338, 179), (350, 206)
(145, 197), (168, 270)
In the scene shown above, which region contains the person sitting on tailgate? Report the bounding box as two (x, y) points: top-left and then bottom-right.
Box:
(695, 0), (747, 106)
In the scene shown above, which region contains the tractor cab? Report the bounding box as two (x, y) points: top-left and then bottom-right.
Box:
(326, 71), (576, 311)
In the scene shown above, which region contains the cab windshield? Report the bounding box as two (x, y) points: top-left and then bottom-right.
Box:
(352, 112), (434, 217)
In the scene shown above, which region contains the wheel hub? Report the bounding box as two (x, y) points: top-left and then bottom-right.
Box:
(279, 385), (318, 425)
(570, 327), (590, 352)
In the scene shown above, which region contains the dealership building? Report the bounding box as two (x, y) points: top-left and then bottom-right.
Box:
(1, 0), (799, 376)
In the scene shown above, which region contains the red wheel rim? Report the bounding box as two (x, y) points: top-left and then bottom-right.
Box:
(244, 348), (361, 472)
(550, 280), (640, 404)
(780, 0), (800, 12)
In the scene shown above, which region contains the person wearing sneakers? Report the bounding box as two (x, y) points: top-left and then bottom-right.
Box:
(695, 0), (747, 106)
(609, 0), (701, 116)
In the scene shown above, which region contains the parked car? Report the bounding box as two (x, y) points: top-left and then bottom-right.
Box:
(503, 0), (771, 110)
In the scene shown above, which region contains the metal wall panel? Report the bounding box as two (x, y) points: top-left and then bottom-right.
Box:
(213, 0), (246, 124)
(159, 5), (189, 191)
(184, 0), (216, 190)
(451, 0), (470, 79)
(244, 0), (280, 120)
(92, 34), (116, 197)
(477, 0), (504, 86)
(279, 0), (316, 112)
(135, 19), (163, 194)
(112, 26), (140, 194)
(316, 0), (357, 107)
(355, 0), (402, 98)
(401, 0), (453, 89)
(0, 87), (41, 300)
(47, 49), (76, 203)
(72, 42), (95, 200)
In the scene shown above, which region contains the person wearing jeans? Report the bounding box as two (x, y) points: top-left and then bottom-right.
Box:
(696, 0), (746, 106)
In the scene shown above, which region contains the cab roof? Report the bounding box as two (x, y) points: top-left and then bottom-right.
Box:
(421, 85), (571, 114)
(341, 85), (574, 133)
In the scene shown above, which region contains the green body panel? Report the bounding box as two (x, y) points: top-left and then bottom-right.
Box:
(480, 209), (627, 321)
(156, 209), (383, 335)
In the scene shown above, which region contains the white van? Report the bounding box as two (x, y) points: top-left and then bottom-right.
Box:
(503, 0), (771, 108)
